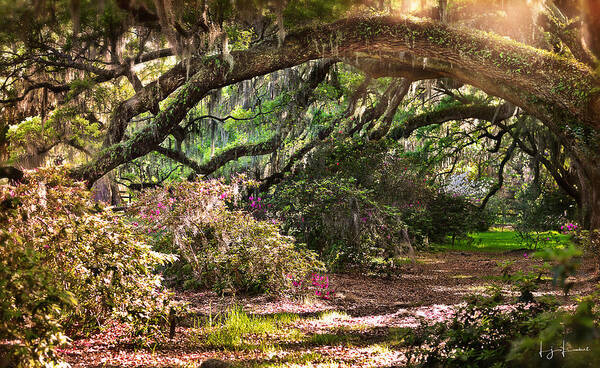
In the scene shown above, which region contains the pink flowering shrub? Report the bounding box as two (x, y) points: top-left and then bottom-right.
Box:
(560, 222), (579, 233)
(131, 178), (322, 295)
(287, 273), (335, 300)
(0, 167), (174, 367)
(561, 223), (600, 265)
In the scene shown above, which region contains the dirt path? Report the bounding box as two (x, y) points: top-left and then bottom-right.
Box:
(60, 251), (597, 367)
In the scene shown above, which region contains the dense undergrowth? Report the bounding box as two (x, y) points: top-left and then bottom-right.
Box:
(0, 168), (174, 366)
(1, 167), (598, 367)
(269, 139), (492, 269)
(0, 168), (324, 367)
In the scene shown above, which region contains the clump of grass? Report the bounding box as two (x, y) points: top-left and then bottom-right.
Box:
(190, 306), (302, 351)
(204, 306), (276, 349)
(309, 332), (351, 346)
(268, 312), (300, 325)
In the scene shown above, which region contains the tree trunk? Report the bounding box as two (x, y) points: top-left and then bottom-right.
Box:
(580, 169), (600, 231)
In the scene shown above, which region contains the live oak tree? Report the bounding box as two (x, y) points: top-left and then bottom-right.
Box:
(1, 0), (600, 229)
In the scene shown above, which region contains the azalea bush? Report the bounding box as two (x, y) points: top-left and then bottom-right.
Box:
(272, 176), (406, 269)
(269, 139), (485, 267)
(287, 272), (335, 300)
(0, 231), (71, 367)
(512, 185), (577, 249)
(0, 167), (174, 367)
(562, 224), (600, 262)
(131, 178), (321, 295)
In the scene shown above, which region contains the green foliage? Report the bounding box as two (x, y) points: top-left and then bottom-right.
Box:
(405, 290), (558, 367)
(0, 167), (174, 367)
(189, 306), (300, 350)
(569, 229), (600, 264)
(508, 291), (600, 367)
(132, 178), (321, 295)
(270, 139), (487, 268)
(406, 257), (599, 368)
(271, 139), (418, 269)
(6, 110), (101, 161)
(512, 184), (576, 247)
(422, 192), (484, 244)
(282, 0), (353, 25)
(536, 245), (582, 296)
(0, 231), (72, 367)
(273, 175), (405, 268)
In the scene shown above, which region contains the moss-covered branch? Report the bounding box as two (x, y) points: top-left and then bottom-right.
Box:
(388, 103), (516, 140)
(156, 136), (282, 177)
(74, 15), (600, 184)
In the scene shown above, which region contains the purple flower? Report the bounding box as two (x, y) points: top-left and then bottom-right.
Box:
(524, 253), (528, 259)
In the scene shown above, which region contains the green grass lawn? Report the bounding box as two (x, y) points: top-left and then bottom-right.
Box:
(432, 229), (573, 253)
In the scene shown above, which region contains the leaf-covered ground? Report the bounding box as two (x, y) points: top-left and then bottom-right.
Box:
(59, 250), (597, 367)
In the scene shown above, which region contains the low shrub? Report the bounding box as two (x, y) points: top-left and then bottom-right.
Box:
(131, 178), (321, 295)
(404, 290), (558, 367)
(405, 251), (599, 368)
(0, 167), (174, 366)
(272, 176), (407, 269)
